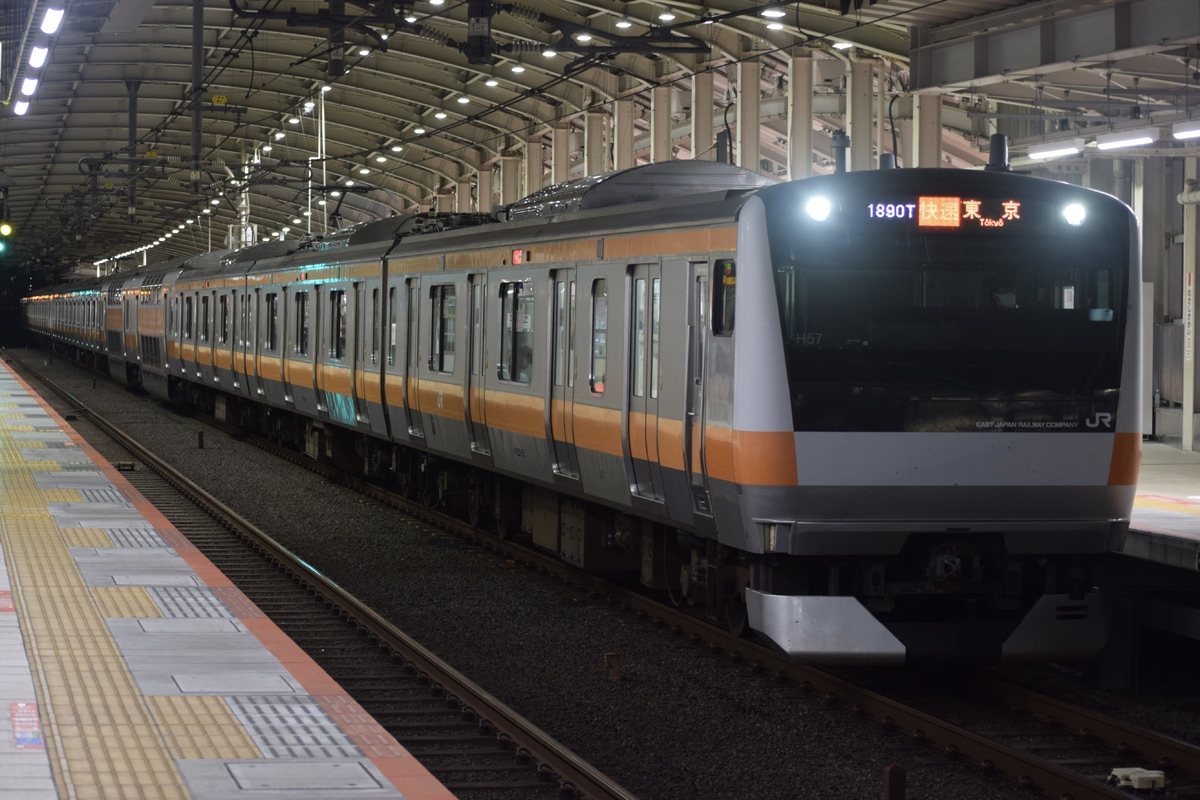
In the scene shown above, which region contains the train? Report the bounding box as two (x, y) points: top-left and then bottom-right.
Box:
(22, 154), (1142, 665)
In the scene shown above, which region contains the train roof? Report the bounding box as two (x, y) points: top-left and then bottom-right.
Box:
(503, 161), (775, 222)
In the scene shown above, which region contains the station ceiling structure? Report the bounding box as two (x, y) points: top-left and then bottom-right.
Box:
(0, 0), (1197, 280)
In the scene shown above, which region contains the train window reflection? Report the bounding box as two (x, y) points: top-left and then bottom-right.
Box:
(499, 280), (534, 384)
(429, 285), (455, 373)
(265, 292), (279, 351)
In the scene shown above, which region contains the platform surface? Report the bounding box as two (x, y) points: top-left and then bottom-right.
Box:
(0, 362), (453, 799)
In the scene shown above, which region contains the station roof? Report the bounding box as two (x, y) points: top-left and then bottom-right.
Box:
(0, 0), (1195, 279)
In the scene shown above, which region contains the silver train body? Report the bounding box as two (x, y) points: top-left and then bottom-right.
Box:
(23, 161), (1142, 665)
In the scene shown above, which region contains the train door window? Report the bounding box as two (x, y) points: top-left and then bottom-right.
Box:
(370, 288), (380, 364)
(498, 280), (533, 384)
(295, 290), (310, 355)
(633, 277), (646, 398)
(388, 287), (398, 366)
(330, 290), (347, 359)
(590, 279), (607, 394)
(200, 295), (210, 342)
(569, 281), (576, 388)
(184, 296), (194, 340)
(429, 284), (455, 373)
(554, 281), (567, 387)
(407, 284), (420, 374)
(265, 292), (279, 351)
(219, 295), (230, 344)
(650, 277), (661, 399)
(712, 258), (736, 336)
(471, 280), (484, 377)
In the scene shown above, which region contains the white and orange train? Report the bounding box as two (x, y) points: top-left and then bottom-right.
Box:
(23, 158), (1141, 664)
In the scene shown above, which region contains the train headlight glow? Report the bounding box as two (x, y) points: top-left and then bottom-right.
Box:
(805, 196), (832, 221)
(1062, 203), (1086, 226)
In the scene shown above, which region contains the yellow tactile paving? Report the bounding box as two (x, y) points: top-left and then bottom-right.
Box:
(146, 696), (262, 760)
(0, 419), (189, 799)
(91, 586), (163, 619)
(62, 528), (115, 548)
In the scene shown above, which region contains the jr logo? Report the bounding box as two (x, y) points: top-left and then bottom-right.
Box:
(1085, 412), (1113, 429)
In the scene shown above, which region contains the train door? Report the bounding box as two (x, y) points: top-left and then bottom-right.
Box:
(626, 263), (664, 501)
(549, 269), (578, 478)
(467, 273), (490, 454)
(404, 278), (424, 437)
(686, 265), (712, 514)
(243, 289), (261, 397)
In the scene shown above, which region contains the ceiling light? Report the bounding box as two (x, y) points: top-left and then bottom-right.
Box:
(391, 144), (403, 152)
(430, 0), (444, 5)
(288, 116), (300, 124)
(485, 78), (499, 87)
(303, 100), (315, 112)
(164, 232), (173, 238)
(14, 101), (28, 116)
(358, 47), (370, 56)
(1096, 126), (1159, 150)
(40, 7), (64, 34)
(434, 111), (447, 119)
(203, 208), (211, 214)
(615, 17), (632, 28)
(321, 83), (332, 92)
(414, 127), (426, 134)
(331, 191), (342, 197)
(359, 167), (370, 174)
(404, 13), (417, 22)
(658, 10), (676, 21)
(832, 41), (853, 50)
(318, 199), (326, 206)
(292, 218), (302, 224)
(29, 47), (48, 68)
(766, 21), (783, 29)
(303, 210), (311, 216)
(210, 198), (220, 205)
(1174, 120), (1200, 140)
(542, 48), (556, 57)
(20, 77), (38, 96)
(761, 7), (785, 17)
(274, 131), (284, 140)
(262, 144), (272, 153)
(576, 33), (592, 42)
(281, 226), (291, 234)
(376, 155), (387, 163)
(1028, 138), (1084, 160)
(457, 95), (470, 104)
(511, 64), (525, 73)
(345, 180), (356, 186)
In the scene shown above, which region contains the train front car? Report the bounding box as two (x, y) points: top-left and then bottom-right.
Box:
(729, 169), (1140, 665)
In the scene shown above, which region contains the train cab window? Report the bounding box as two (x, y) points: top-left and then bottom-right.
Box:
(388, 287), (398, 366)
(330, 290), (347, 359)
(590, 279), (607, 394)
(184, 296), (194, 340)
(295, 290), (310, 355)
(429, 285), (456, 373)
(265, 292), (279, 351)
(498, 280), (534, 384)
(712, 258), (736, 336)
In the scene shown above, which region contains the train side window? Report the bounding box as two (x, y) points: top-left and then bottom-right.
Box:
(388, 287), (398, 366)
(200, 295), (211, 342)
(712, 258), (736, 336)
(184, 296), (194, 341)
(498, 280), (533, 384)
(330, 290), (347, 359)
(429, 284), (456, 373)
(590, 279), (607, 394)
(650, 277), (661, 399)
(633, 277), (646, 397)
(265, 292), (279, 351)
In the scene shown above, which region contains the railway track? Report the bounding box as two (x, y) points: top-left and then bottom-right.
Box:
(15, 356), (636, 800)
(16, 350), (1200, 800)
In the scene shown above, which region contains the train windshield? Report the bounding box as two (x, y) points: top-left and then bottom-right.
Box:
(760, 172), (1133, 433)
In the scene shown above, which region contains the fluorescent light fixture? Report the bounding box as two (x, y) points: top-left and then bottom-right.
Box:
(414, 127), (426, 134)
(615, 17), (632, 28)
(40, 7), (64, 34)
(434, 111), (447, 119)
(761, 7), (786, 17)
(1096, 127), (1159, 151)
(456, 95), (470, 104)
(485, 78), (499, 87)
(20, 77), (38, 96)
(391, 144), (403, 152)
(14, 101), (29, 116)
(29, 47), (48, 68)
(1174, 120), (1200, 140)
(511, 64), (525, 73)
(1028, 138), (1083, 160)
(274, 131), (285, 140)
(658, 10), (676, 21)
(832, 41), (853, 50)
(576, 33), (592, 42)
(542, 48), (556, 57)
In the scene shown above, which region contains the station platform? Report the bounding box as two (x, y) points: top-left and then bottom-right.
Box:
(1128, 407), (1200, 570)
(0, 363), (453, 798)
